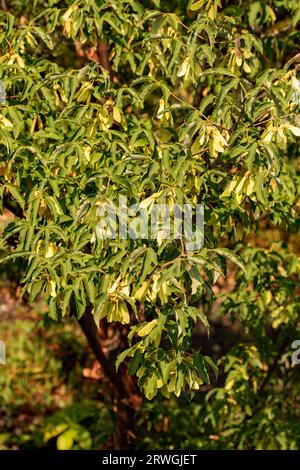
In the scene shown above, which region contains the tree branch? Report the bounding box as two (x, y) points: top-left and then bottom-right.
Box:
(78, 308), (137, 449)
(0, 0), (8, 12)
(77, 308), (129, 401)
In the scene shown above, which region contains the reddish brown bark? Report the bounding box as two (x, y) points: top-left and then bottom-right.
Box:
(78, 309), (139, 449)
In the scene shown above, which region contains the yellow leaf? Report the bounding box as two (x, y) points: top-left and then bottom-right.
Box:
(0, 114), (13, 128)
(225, 379), (235, 391)
(62, 5), (78, 21)
(133, 281), (149, 301)
(56, 429), (75, 450)
(288, 125), (300, 136)
(138, 319), (158, 337)
(177, 58), (189, 78)
(244, 176), (255, 196)
(149, 274), (160, 301)
(139, 191), (162, 209)
(113, 106), (122, 123)
(118, 300), (130, 324)
(190, 0), (206, 11)
(235, 55), (243, 67)
(45, 242), (56, 259)
(243, 61), (251, 74)
(208, 4), (217, 20)
(98, 300), (110, 320)
(84, 146), (91, 162)
(211, 129), (228, 154)
(7, 54), (25, 68)
(107, 301), (117, 323)
(235, 173), (248, 195)
(157, 229), (167, 247)
(157, 98), (165, 119)
(157, 378), (164, 389)
(261, 128), (273, 143)
(158, 281), (169, 305)
(49, 280), (56, 298)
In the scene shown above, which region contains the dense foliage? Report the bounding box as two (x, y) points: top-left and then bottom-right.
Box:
(0, 0), (299, 449)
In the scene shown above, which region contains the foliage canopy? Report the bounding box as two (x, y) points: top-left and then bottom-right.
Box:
(0, 0), (300, 448)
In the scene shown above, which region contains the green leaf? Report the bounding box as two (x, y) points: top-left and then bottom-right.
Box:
(116, 347), (132, 371)
(139, 248), (157, 283)
(56, 429), (75, 450)
(200, 67), (238, 78)
(128, 350), (143, 376)
(204, 355), (218, 379)
(194, 352), (210, 383)
(212, 248), (245, 273)
(137, 319), (158, 337)
(187, 306), (210, 334)
(255, 171), (268, 205)
(190, 0), (205, 11)
(5, 184), (25, 210)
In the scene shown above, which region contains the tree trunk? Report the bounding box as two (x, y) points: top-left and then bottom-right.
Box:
(78, 309), (136, 449)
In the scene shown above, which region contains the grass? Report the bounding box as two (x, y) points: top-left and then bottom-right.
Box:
(0, 307), (114, 449)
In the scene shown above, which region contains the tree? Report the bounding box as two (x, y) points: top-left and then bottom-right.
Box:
(0, 0), (299, 449)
